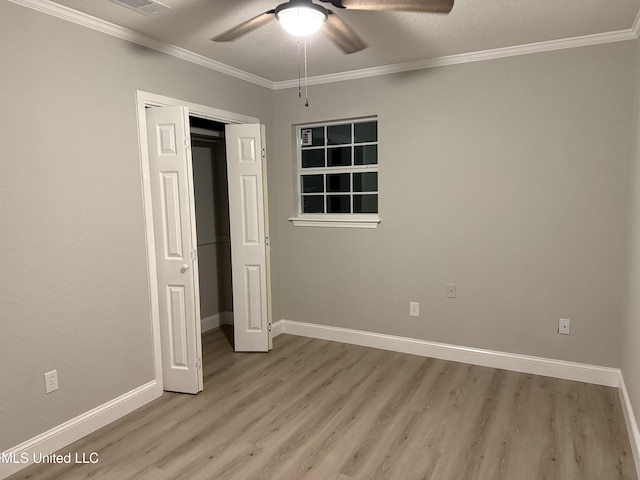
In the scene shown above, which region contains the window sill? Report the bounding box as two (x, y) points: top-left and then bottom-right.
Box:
(289, 215), (380, 229)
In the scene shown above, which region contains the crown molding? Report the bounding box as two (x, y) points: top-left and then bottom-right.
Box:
(8, 0), (275, 89)
(273, 27), (639, 89)
(10, 0), (640, 92)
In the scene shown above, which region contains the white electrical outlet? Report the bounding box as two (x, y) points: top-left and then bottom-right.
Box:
(409, 302), (419, 317)
(447, 284), (456, 298)
(558, 318), (571, 335)
(44, 370), (59, 394)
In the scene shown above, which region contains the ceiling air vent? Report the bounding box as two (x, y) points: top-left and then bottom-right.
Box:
(108, 0), (171, 16)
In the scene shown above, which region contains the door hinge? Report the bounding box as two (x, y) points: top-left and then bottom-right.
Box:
(261, 148), (266, 159)
(184, 137), (190, 149)
(265, 236), (269, 246)
(195, 358), (202, 370)
(268, 323), (272, 332)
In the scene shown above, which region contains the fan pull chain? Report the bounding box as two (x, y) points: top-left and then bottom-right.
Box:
(297, 40), (302, 99)
(304, 38), (309, 107)
(295, 39), (310, 107)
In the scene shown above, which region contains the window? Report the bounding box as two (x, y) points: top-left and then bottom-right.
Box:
(291, 118), (379, 228)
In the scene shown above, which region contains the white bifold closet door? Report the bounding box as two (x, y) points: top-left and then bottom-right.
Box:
(146, 105), (203, 394)
(225, 124), (271, 352)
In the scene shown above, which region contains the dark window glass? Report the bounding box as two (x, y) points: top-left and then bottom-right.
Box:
(327, 124), (351, 145)
(302, 149), (324, 168)
(353, 172), (377, 192)
(353, 194), (378, 213)
(327, 147), (351, 167)
(354, 145), (377, 165)
(326, 173), (350, 192)
(311, 127), (324, 146)
(327, 195), (351, 213)
(302, 175), (324, 193)
(303, 195), (324, 213)
(354, 122), (377, 143)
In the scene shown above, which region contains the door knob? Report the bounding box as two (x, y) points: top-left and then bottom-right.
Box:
(180, 264), (189, 273)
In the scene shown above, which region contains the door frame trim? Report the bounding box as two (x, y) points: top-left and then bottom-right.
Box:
(135, 90), (260, 390)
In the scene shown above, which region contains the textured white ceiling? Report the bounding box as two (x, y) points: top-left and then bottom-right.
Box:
(50, 0), (640, 82)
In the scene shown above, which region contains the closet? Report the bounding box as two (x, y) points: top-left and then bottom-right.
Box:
(190, 117), (233, 331)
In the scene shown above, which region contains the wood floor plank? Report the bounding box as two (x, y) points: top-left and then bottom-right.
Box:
(338, 356), (434, 477)
(7, 327), (636, 480)
(147, 340), (356, 479)
(165, 342), (361, 479)
(289, 351), (424, 478)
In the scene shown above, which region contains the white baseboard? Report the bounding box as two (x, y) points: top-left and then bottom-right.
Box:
(0, 380), (161, 480)
(271, 319), (283, 337)
(201, 312), (233, 333)
(273, 319), (620, 387)
(619, 374), (640, 478)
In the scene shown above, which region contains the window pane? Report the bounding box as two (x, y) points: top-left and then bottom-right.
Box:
(302, 149), (324, 168)
(354, 145), (377, 165)
(353, 172), (377, 192)
(302, 174), (324, 193)
(354, 121), (377, 143)
(300, 127), (324, 147)
(326, 173), (350, 192)
(327, 195), (351, 213)
(327, 147), (351, 167)
(303, 195), (324, 213)
(353, 194), (378, 213)
(327, 124), (351, 145)
(311, 127), (324, 146)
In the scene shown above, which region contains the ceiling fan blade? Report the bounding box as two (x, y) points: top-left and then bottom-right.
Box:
(212, 10), (276, 42)
(335, 0), (453, 13)
(323, 11), (368, 54)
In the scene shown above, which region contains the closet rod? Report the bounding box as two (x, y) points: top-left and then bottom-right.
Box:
(191, 135), (224, 144)
(191, 126), (224, 139)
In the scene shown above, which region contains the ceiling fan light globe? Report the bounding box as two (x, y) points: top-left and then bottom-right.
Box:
(276, 6), (327, 37)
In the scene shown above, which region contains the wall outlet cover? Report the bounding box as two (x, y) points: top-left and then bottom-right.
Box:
(44, 370), (59, 394)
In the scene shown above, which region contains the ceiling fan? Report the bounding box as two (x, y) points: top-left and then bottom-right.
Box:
(212, 0), (454, 54)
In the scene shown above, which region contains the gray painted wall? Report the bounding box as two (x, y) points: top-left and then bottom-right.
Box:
(0, 1), (271, 451)
(622, 37), (640, 438)
(272, 42), (635, 367)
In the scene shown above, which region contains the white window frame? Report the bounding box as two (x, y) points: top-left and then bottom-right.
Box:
(289, 117), (380, 229)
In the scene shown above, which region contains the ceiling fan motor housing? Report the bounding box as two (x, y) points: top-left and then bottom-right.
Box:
(275, 0), (330, 18)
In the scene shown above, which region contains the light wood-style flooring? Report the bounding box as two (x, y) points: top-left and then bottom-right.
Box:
(9, 327), (636, 479)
